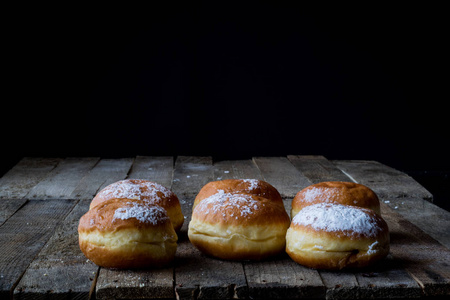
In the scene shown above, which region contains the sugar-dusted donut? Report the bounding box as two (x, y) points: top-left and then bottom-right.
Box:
(291, 181), (380, 218)
(194, 179), (283, 209)
(79, 198), (178, 268)
(286, 203), (389, 270)
(90, 179), (184, 231)
(188, 192), (290, 260)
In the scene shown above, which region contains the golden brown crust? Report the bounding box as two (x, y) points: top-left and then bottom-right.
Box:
(90, 179), (184, 231)
(291, 181), (380, 218)
(194, 179), (283, 209)
(286, 203), (389, 270)
(188, 192), (290, 260)
(78, 198), (178, 268)
(80, 198), (171, 233)
(192, 193), (289, 227)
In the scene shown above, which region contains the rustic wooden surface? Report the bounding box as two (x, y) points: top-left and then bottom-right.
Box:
(0, 155), (449, 300)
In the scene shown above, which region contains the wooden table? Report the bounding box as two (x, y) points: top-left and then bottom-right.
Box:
(1, 156), (449, 299)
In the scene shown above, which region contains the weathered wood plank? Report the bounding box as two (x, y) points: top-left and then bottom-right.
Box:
(0, 157), (62, 199)
(175, 241), (247, 300)
(70, 158), (134, 201)
(173, 156), (248, 300)
(127, 156), (174, 188)
(172, 156), (213, 202)
(244, 257), (326, 299)
(287, 155), (349, 183)
(26, 157), (100, 200)
(319, 271), (359, 300)
(0, 200), (76, 299)
(332, 160), (433, 201)
(0, 199), (27, 227)
(252, 157), (312, 201)
(333, 160), (450, 249)
(382, 202), (450, 297)
(353, 255), (422, 299)
(1, 156), (448, 300)
(13, 199), (98, 300)
(172, 156), (213, 231)
(96, 268), (174, 300)
(213, 159), (264, 181)
(95, 157), (175, 300)
(252, 156), (311, 214)
(395, 198), (450, 249)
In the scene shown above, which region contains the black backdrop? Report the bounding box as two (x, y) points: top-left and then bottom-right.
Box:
(3, 3), (449, 177)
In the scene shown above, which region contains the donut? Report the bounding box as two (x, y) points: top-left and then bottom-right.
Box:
(194, 179), (283, 209)
(286, 203), (390, 270)
(188, 192), (290, 260)
(79, 198), (178, 268)
(90, 179), (184, 231)
(291, 181), (380, 218)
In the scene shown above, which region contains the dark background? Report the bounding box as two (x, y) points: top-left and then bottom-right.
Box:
(3, 3), (449, 210)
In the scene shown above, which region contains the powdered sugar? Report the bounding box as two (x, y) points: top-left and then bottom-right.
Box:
(113, 202), (169, 225)
(301, 186), (339, 203)
(242, 179), (260, 191)
(367, 241), (379, 255)
(196, 192), (263, 218)
(97, 180), (172, 203)
(302, 187), (324, 202)
(292, 203), (381, 237)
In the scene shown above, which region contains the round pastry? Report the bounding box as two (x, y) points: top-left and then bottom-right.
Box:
(286, 203), (389, 270)
(194, 179), (283, 209)
(188, 192), (290, 260)
(291, 181), (381, 218)
(79, 198), (178, 269)
(90, 179), (184, 231)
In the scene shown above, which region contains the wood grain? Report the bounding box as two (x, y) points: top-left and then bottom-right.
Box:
(288, 155), (350, 183)
(244, 257), (325, 299)
(70, 158), (134, 200)
(213, 159), (264, 181)
(175, 241), (247, 300)
(332, 160), (432, 201)
(13, 199), (98, 300)
(0, 157), (61, 199)
(96, 267), (174, 300)
(382, 203), (450, 297)
(0, 200), (76, 299)
(0, 198), (27, 227)
(26, 157), (99, 200)
(0, 156), (448, 299)
(127, 156), (174, 188)
(253, 156), (312, 200)
(172, 156), (213, 200)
